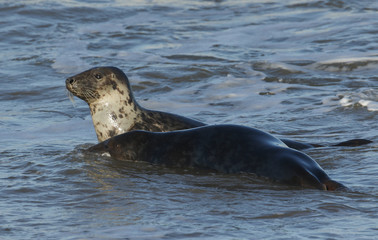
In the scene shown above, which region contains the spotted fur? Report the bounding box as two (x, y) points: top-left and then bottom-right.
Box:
(66, 66), (204, 142)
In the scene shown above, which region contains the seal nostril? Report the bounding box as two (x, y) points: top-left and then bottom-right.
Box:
(68, 78), (74, 84)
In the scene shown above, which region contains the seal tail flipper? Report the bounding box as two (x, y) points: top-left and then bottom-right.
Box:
(332, 139), (373, 147)
(281, 138), (372, 150)
(319, 138), (372, 148)
(322, 179), (348, 191)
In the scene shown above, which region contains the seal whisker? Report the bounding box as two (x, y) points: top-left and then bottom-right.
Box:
(85, 89), (97, 100)
(81, 88), (99, 101)
(66, 89), (76, 107)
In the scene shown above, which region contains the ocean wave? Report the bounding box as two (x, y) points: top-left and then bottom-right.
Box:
(338, 88), (378, 111)
(314, 56), (378, 72)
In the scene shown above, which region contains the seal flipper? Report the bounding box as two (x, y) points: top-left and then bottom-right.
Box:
(281, 138), (372, 150)
(322, 179), (348, 191)
(281, 138), (321, 150)
(332, 139), (373, 147)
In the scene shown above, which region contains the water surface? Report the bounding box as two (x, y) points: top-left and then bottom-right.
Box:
(1, 0), (377, 239)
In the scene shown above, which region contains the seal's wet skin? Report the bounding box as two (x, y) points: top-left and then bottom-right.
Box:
(89, 125), (347, 191)
(66, 66), (372, 148)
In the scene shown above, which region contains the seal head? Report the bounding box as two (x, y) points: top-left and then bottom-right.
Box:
(66, 67), (141, 141)
(66, 67), (132, 105)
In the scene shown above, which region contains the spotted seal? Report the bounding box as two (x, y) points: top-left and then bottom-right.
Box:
(89, 124), (347, 191)
(66, 66), (371, 149)
(66, 66), (204, 142)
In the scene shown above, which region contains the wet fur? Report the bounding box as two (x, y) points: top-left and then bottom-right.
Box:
(89, 125), (347, 191)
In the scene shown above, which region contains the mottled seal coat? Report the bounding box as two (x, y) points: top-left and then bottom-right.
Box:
(89, 124), (347, 191)
(66, 67), (204, 142)
(66, 66), (371, 148)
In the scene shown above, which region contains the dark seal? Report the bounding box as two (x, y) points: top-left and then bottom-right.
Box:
(89, 124), (347, 191)
(66, 66), (371, 149)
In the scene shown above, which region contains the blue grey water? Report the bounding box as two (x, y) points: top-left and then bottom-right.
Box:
(1, 0), (377, 239)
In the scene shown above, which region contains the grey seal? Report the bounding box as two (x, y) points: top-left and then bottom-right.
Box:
(66, 66), (371, 149)
(66, 66), (204, 142)
(89, 124), (347, 191)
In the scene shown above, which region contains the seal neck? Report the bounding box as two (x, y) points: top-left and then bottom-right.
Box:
(89, 95), (142, 142)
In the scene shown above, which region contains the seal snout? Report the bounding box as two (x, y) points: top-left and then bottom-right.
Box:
(66, 77), (79, 97)
(66, 77), (76, 86)
(66, 77), (78, 93)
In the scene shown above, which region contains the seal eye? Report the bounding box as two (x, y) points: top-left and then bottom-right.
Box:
(94, 73), (103, 80)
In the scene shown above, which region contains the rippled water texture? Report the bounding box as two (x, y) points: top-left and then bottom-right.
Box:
(1, 0), (377, 239)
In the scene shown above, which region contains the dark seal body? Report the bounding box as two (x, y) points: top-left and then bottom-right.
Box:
(89, 125), (347, 191)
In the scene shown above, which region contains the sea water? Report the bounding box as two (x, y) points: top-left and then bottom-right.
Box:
(1, 1), (377, 239)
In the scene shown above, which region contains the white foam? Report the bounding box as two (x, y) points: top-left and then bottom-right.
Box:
(339, 96), (353, 107)
(359, 100), (378, 112)
(338, 89), (378, 112)
(101, 152), (111, 157)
